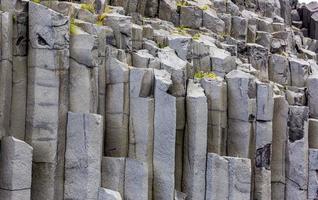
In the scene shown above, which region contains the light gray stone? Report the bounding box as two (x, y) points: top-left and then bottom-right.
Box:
(231, 16), (247, 41)
(289, 57), (310, 87)
(307, 76), (318, 118)
(309, 149), (318, 200)
(153, 69), (176, 200)
(246, 43), (269, 81)
(101, 157), (125, 197)
(224, 157), (251, 200)
(0, 189), (30, 200)
(124, 159), (148, 200)
(206, 153), (229, 200)
(271, 96), (288, 200)
(64, 112), (103, 200)
(286, 106), (309, 200)
(183, 80), (207, 200)
(180, 6), (202, 29)
(210, 46), (236, 77)
(98, 188), (122, 200)
(0, 136), (33, 190)
(256, 82), (274, 121)
(269, 54), (291, 86)
(203, 9), (225, 34)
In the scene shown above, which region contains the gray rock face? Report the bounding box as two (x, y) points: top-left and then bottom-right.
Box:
(286, 106), (309, 200)
(271, 96), (288, 200)
(153, 69), (176, 200)
(269, 54), (291, 85)
(101, 157), (125, 197)
(206, 153), (229, 200)
(64, 112), (103, 200)
(180, 6), (202, 29)
(246, 43), (269, 81)
(183, 80), (207, 200)
(309, 119), (318, 148)
(289, 57), (310, 87)
(98, 188), (122, 200)
(307, 76), (318, 118)
(224, 157), (252, 200)
(124, 159), (148, 200)
(0, 136), (33, 200)
(27, 2), (70, 199)
(201, 78), (227, 154)
(309, 149), (318, 200)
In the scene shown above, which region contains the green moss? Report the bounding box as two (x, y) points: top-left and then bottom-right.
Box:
(31, 0), (41, 3)
(192, 33), (200, 40)
(199, 5), (209, 10)
(174, 26), (190, 35)
(157, 42), (168, 49)
(70, 18), (79, 35)
(96, 6), (112, 26)
(81, 3), (95, 14)
(176, 1), (190, 7)
(194, 71), (217, 79)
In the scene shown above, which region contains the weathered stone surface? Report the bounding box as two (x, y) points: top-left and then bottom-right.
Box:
(153, 69), (176, 200)
(158, 48), (187, 97)
(206, 153), (229, 200)
(203, 9), (225, 34)
(0, 189), (30, 200)
(180, 6), (202, 29)
(101, 157), (125, 197)
(224, 156), (251, 200)
(231, 16), (247, 41)
(98, 188), (122, 200)
(183, 80), (207, 200)
(309, 149), (318, 200)
(269, 54), (291, 85)
(286, 106), (309, 200)
(124, 159), (148, 200)
(256, 82), (274, 121)
(0, 11), (13, 139)
(309, 119), (318, 149)
(246, 43), (269, 81)
(201, 78), (227, 154)
(0, 136), (33, 191)
(64, 112), (103, 200)
(307, 76), (318, 118)
(210, 46), (236, 77)
(289, 57), (310, 87)
(271, 96), (288, 200)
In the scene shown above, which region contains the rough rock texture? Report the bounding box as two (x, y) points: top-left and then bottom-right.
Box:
(0, 0), (317, 199)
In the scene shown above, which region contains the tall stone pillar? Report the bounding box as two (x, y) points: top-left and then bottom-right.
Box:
(286, 106), (309, 200)
(27, 2), (69, 200)
(183, 80), (207, 200)
(0, 136), (33, 200)
(153, 69), (176, 200)
(64, 112), (103, 200)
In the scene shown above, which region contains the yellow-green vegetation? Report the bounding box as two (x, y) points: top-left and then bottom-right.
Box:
(81, 3), (95, 14)
(31, 0), (41, 3)
(70, 18), (79, 35)
(176, 0), (190, 7)
(157, 42), (168, 49)
(96, 6), (112, 26)
(192, 33), (201, 40)
(174, 26), (190, 35)
(220, 32), (229, 39)
(199, 5), (209, 10)
(194, 71), (217, 79)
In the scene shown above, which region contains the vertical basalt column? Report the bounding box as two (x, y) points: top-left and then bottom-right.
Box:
(201, 77), (227, 155)
(105, 56), (129, 157)
(69, 29), (98, 113)
(0, 136), (33, 200)
(205, 153), (229, 200)
(129, 67), (154, 199)
(254, 82), (273, 200)
(224, 156), (252, 200)
(64, 112), (103, 200)
(226, 70), (256, 158)
(271, 95), (288, 200)
(0, 11), (13, 139)
(309, 149), (318, 200)
(9, 0), (28, 141)
(101, 157), (125, 197)
(286, 106), (309, 200)
(27, 2), (69, 200)
(183, 80), (207, 200)
(153, 69), (176, 200)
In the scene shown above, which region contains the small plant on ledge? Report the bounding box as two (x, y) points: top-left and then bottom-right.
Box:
(194, 71), (217, 80)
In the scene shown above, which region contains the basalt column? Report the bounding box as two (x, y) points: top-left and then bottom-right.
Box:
(27, 2), (69, 199)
